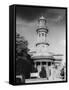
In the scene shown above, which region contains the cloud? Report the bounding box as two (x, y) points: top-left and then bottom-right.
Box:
(16, 6), (66, 23)
(16, 6), (47, 22)
(53, 15), (63, 22)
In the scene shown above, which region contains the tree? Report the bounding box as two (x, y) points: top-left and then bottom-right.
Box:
(16, 33), (33, 81)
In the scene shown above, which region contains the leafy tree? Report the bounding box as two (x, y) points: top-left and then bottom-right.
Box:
(16, 33), (33, 80)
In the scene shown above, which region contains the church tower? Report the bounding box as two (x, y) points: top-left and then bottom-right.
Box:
(36, 16), (49, 55)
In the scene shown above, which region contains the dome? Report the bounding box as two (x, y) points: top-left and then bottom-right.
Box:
(39, 16), (46, 20)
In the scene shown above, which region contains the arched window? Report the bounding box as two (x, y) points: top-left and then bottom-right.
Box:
(39, 33), (41, 37)
(36, 62), (40, 65)
(42, 33), (44, 36)
(45, 33), (46, 37)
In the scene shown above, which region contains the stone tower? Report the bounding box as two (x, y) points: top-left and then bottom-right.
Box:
(36, 16), (49, 55)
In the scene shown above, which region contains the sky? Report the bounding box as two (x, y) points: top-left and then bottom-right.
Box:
(16, 6), (66, 56)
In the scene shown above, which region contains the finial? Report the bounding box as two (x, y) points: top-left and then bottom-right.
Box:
(39, 16), (46, 20)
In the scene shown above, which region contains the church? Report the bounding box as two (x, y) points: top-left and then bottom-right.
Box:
(28, 16), (64, 81)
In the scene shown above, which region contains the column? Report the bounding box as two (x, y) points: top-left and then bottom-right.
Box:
(46, 62), (48, 66)
(34, 62), (37, 68)
(40, 61), (42, 67)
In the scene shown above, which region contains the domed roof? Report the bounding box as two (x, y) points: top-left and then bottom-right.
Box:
(39, 16), (46, 20)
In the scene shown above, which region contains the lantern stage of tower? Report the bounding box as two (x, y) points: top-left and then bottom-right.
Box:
(36, 16), (49, 48)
